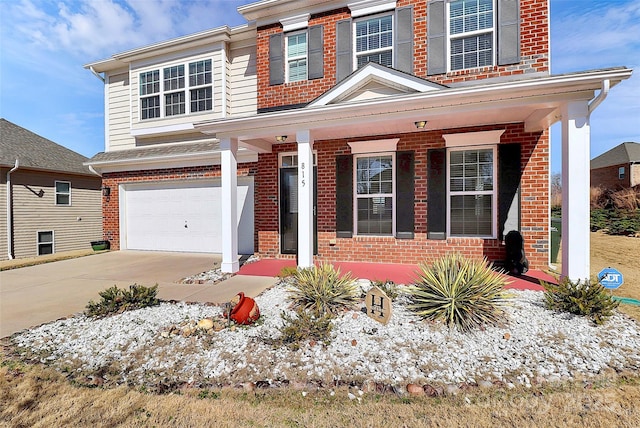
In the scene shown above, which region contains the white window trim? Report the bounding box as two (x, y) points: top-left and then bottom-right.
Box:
(138, 57), (214, 121)
(353, 151), (396, 237)
(352, 12), (394, 70)
(446, 144), (497, 239)
(349, 0), (396, 18)
(619, 166), (625, 180)
(445, 0), (497, 72)
(285, 30), (308, 83)
(278, 151), (317, 168)
(280, 13), (310, 32)
(443, 129), (504, 147)
(37, 230), (54, 256)
(55, 180), (71, 206)
(348, 138), (399, 154)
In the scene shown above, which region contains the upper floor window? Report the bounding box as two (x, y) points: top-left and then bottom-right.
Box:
(286, 32), (308, 82)
(139, 59), (212, 121)
(448, 0), (495, 71)
(55, 181), (71, 206)
(354, 14), (393, 69)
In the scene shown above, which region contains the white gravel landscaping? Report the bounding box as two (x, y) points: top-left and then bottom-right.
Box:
(10, 280), (640, 392)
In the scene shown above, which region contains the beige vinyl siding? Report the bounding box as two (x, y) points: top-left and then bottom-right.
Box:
(11, 170), (102, 259)
(0, 169), (7, 261)
(229, 44), (257, 117)
(129, 50), (225, 133)
(107, 71), (135, 151)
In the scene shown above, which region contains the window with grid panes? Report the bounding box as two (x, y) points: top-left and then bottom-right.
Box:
(189, 60), (212, 112)
(449, 0), (494, 71)
(355, 154), (394, 235)
(448, 147), (495, 237)
(355, 14), (393, 69)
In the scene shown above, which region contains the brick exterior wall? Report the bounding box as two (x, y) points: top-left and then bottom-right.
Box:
(101, 164), (258, 250)
(257, 0), (550, 110)
(256, 123), (550, 268)
(590, 163), (631, 190)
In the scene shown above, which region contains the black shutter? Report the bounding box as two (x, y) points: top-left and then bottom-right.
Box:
(395, 6), (413, 74)
(308, 25), (324, 80)
(269, 33), (284, 85)
(498, 144), (521, 240)
(427, 148), (447, 239)
(396, 151), (415, 239)
(336, 19), (353, 82)
(427, 0), (446, 76)
(336, 155), (353, 238)
(498, 0), (520, 65)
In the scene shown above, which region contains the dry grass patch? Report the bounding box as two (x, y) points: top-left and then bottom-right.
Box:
(2, 358), (640, 428)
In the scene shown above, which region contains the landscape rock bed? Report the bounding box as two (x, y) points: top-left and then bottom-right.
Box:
(10, 280), (640, 393)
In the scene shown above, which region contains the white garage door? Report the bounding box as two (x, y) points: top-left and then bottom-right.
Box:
(122, 178), (254, 254)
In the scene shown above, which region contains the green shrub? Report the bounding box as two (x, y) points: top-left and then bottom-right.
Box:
(267, 310), (334, 351)
(85, 284), (160, 317)
(278, 266), (299, 279)
(370, 279), (400, 300)
(288, 263), (359, 316)
(541, 277), (619, 325)
(591, 208), (640, 235)
(407, 253), (509, 332)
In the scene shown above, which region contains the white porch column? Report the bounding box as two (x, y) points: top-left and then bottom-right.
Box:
(297, 130), (315, 269)
(560, 101), (591, 281)
(220, 137), (239, 273)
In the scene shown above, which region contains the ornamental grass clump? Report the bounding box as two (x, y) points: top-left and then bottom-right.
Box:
(288, 263), (359, 316)
(408, 253), (509, 332)
(542, 277), (619, 325)
(85, 284), (160, 318)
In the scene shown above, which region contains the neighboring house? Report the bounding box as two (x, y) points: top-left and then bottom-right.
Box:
(85, 0), (632, 281)
(590, 142), (640, 190)
(1, 119), (102, 260)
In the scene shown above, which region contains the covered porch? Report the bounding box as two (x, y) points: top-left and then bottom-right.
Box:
(197, 66), (632, 281)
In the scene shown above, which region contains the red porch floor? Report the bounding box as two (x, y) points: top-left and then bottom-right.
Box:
(237, 259), (556, 291)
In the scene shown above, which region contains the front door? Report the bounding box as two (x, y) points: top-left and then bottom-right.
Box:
(279, 154), (317, 254)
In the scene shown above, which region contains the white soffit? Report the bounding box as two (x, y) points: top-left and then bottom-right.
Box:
(443, 130), (506, 147)
(348, 0), (396, 17)
(348, 138), (399, 154)
(280, 13), (310, 32)
(310, 63), (444, 106)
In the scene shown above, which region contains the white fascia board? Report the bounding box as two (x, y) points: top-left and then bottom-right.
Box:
(280, 14), (310, 32)
(86, 150), (257, 173)
(112, 26), (231, 63)
(310, 63), (444, 106)
(348, 0), (396, 17)
(200, 68), (632, 137)
(131, 123), (195, 137)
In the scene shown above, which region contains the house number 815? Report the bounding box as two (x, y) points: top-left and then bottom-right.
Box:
(301, 162), (306, 187)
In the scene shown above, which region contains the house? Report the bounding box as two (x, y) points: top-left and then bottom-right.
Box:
(590, 142), (640, 190)
(1, 119), (102, 260)
(85, 0), (632, 281)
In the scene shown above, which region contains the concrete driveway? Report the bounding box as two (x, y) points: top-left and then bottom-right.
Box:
(0, 251), (276, 338)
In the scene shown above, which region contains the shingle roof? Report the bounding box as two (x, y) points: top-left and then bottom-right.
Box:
(0, 118), (94, 176)
(591, 142), (640, 169)
(86, 141), (220, 164)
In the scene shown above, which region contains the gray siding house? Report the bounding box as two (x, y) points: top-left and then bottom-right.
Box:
(1, 119), (102, 260)
(591, 142), (640, 190)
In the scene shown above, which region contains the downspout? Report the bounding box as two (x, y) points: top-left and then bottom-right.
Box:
(588, 79), (610, 115)
(89, 66), (105, 83)
(6, 159), (19, 260)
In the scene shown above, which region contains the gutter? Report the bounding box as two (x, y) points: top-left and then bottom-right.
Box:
(88, 165), (102, 177)
(588, 79), (610, 115)
(6, 159), (19, 260)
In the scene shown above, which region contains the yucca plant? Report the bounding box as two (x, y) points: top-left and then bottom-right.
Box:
(542, 277), (619, 325)
(370, 279), (400, 301)
(85, 284), (160, 317)
(407, 253), (509, 332)
(288, 263), (359, 316)
(268, 309), (334, 351)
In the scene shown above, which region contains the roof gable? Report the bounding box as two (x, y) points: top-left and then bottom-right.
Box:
(309, 63), (447, 107)
(591, 142), (640, 169)
(0, 119), (93, 176)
